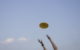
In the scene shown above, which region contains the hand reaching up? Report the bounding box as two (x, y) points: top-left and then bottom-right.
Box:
(47, 35), (58, 50)
(47, 35), (51, 40)
(38, 40), (44, 47)
(38, 39), (46, 50)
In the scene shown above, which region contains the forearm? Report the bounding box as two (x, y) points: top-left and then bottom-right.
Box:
(49, 39), (58, 50)
(38, 40), (47, 50)
(43, 46), (46, 50)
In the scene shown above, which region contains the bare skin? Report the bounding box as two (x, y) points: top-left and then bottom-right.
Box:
(47, 35), (58, 50)
(38, 35), (58, 50)
(38, 40), (46, 50)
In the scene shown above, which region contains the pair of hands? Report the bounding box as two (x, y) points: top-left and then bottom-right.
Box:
(38, 35), (51, 46)
(38, 35), (58, 50)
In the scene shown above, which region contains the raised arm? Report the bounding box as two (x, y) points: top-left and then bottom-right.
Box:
(38, 39), (47, 50)
(47, 35), (58, 50)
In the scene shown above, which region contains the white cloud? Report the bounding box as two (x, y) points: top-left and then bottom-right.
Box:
(0, 38), (15, 44)
(4, 38), (15, 43)
(0, 37), (28, 44)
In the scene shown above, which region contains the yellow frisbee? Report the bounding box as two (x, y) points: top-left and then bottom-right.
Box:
(39, 22), (48, 29)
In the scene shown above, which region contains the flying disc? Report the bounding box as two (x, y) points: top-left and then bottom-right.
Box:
(39, 22), (48, 29)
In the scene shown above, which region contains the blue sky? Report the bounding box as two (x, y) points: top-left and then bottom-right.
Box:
(0, 0), (80, 50)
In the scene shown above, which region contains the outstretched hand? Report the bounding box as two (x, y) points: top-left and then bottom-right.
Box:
(47, 35), (58, 50)
(38, 39), (46, 50)
(46, 35), (51, 40)
(38, 39), (44, 46)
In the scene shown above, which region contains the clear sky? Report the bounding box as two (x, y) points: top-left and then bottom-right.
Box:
(0, 0), (80, 50)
